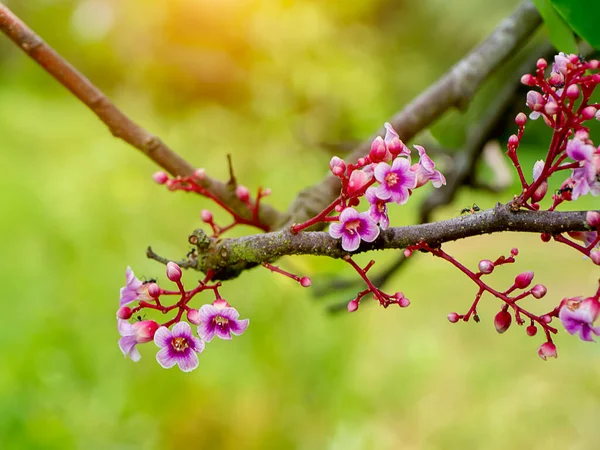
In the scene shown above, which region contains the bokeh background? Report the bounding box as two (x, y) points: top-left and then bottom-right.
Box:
(1, 0), (599, 449)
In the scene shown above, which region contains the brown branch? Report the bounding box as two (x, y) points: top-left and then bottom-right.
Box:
(191, 204), (594, 280)
(285, 0), (541, 227)
(0, 3), (286, 229)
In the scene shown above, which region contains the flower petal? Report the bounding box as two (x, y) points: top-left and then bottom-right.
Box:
(198, 304), (219, 323)
(176, 349), (199, 372)
(329, 222), (344, 239)
(217, 307), (240, 321)
(230, 318), (249, 336)
(119, 335), (138, 359)
(198, 321), (216, 342)
(339, 207), (359, 223)
(171, 321), (193, 340)
(215, 325), (233, 340)
(374, 162), (390, 183)
(153, 326), (172, 348)
(156, 347), (177, 369)
(358, 216), (380, 242)
(189, 336), (205, 353)
(341, 233), (361, 252)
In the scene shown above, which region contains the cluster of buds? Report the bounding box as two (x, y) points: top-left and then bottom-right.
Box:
(510, 53), (600, 211)
(117, 263), (249, 372)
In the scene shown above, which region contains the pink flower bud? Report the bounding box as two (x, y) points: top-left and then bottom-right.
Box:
(526, 324), (537, 336)
(153, 171), (169, 184)
(335, 204), (344, 212)
(212, 298), (230, 309)
(542, 314), (552, 324)
(531, 284), (547, 299)
(544, 102), (558, 115)
(536, 58), (547, 70)
(398, 297), (410, 308)
(478, 259), (494, 274)
(133, 320), (159, 343)
(582, 106), (598, 120)
(526, 91), (545, 111)
(566, 84), (580, 99)
(347, 299), (359, 312)
(508, 134), (519, 147)
(262, 188), (272, 196)
(166, 261), (182, 282)
(369, 136), (388, 163)
(147, 282), (161, 298)
(300, 277), (312, 287)
(187, 309), (201, 325)
(520, 74), (535, 86)
(591, 250), (600, 266)
(117, 306), (133, 320)
(532, 180), (548, 202)
(200, 209), (213, 223)
(347, 169), (371, 196)
(511, 248), (519, 256)
(403, 249), (412, 258)
(515, 112), (527, 125)
(357, 158), (366, 166)
(515, 271), (534, 289)
(193, 168), (206, 180)
(329, 156), (346, 176)
(590, 60), (600, 70)
(537, 342), (557, 361)
(236, 185), (250, 202)
(447, 312), (460, 323)
(494, 310), (512, 333)
(532, 160), (545, 182)
(586, 211), (600, 228)
(540, 232), (551, 242)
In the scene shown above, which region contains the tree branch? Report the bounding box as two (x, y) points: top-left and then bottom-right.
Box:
(0, 2), (286, 229)
(190, 204), (594, 280)
(286, 0), (541, 226)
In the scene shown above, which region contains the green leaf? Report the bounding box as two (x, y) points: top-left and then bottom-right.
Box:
(532, 0), (578, 53)
(549, 0), (600, 50)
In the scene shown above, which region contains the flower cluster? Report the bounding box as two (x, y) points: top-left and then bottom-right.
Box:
(117, 264), (249, 372)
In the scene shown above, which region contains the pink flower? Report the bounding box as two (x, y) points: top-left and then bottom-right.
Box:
(374, 158), (416, 204)
(383, 123), (410, 157)
(537, 342), (557, 360)
(154, 322), (205, 372)
(566, 138), (595, 163)
(329, 207), (380, 252)
(197, 300), (249, 342)
(365, 187), (389, 230)
(553, 52), (569, 76)
(559, 297), (600, 342)
(411, 145), (446, 188)
(119, 267), (153, 306)
(347, 168), (373, 196)
(526, 91), (545, 120)
(118, 319), (159, 362)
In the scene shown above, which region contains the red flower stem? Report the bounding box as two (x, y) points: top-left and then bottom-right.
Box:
(553, 233), (588, 254)
(344, 256), (386, 302)
(261, 262), (303, 283)
(463, 288), (484, 321)
(291, 197), (342, 233)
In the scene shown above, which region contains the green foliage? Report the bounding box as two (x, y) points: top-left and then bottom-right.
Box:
(532, 0), (577, 53)
(549, 0), (600, 49)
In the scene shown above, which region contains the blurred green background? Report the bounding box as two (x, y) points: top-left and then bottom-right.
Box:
(1, 0), (600, 449)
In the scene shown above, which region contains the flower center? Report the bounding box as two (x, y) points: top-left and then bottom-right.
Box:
(171, 337), (189, 352)
(565, 299), (582, 311)
(344, 219), (361, 235)
(385, 172), (399, 186)
(377, 201), (386, 213)
(215, 315), (229, 327)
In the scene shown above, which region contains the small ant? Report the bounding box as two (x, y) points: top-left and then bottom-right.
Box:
(460, 203), (481, 215)
(555, 185), (573, 197)
(135, 314), (146, 322)
(142, 277), (157, 285)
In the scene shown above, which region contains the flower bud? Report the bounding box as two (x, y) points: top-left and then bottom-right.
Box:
(511, 248), (519, 256)
(347, 299), (359, 312)
(212, 298), (230, 309)
(300, 277), (312, 287)
(166, 261), (182, 282)
(536, 58), (547, 69)
(187, 309), (201, 325)
(193, 168), (206, 180)
(537, 341), (557, 361)
(347, 169), (371, 196)
(236, 185), (250, 202)
(329, 156), (346, 176)
(200, 209), (213, 223)
(262, 187), (272, 196)
(540, 232), (551, 242)
(586, 211), (600, 228)
(532, 160), (545, 181)
(478, 259), (494, 274)
(532, 180), (548, 202)
(403, 249), (412, 258)
(153, 171), (169, 184)
(147, 282), (161, 298)
(515, 112), (527, 125)
(133, 320), (159, 343)
(357, 158), (366, 166)
(566, 84), (580, 98)
(591, 250), (600, 266)
(582, 106), (598, 120)
(494, 310), (512, 333)
(544, 102), (558, 116)
(520, 74), (535, 86)
(589, 60), (600, 70)
(526, 324), (537, 336)
(515, 271), (534, 289)
(117, 306), (133, 320)
(531, 284), (547, 299)
(526, 91), (545, 111)
(447, 312), (460, 323)
(508, 134), (519, 147)
(369, 136), (388, 163)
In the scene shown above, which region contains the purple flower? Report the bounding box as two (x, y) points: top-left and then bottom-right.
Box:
(571, 162), (600, 200)
(120, 267), (153, 306)
(197, 300), (249, 342)
(118, 319), (159, 362)
(553, 52), (569, 76)
(154, 322), (205, 372)
(566, 138), (595, 162)
(411, 145), (446, 188)
(365, 187), (389, 230)
(559, 297), (600, 342)
(374, 158), (416, 204)
(329, 207), (380, 252)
